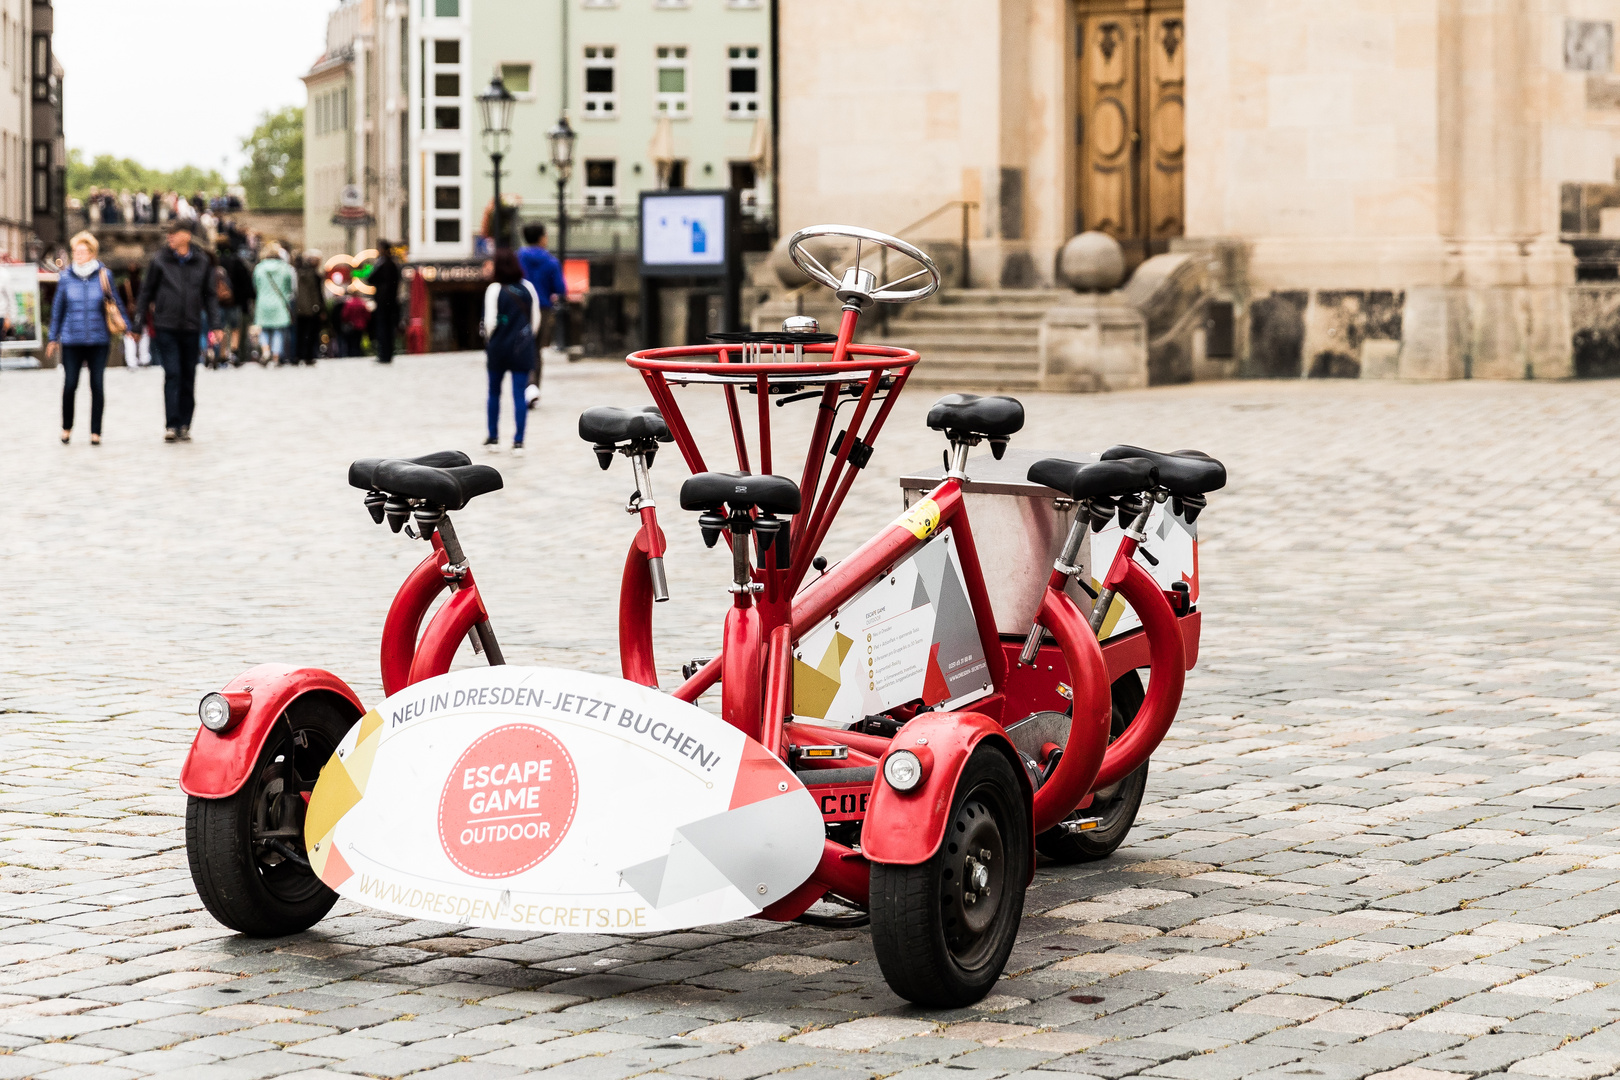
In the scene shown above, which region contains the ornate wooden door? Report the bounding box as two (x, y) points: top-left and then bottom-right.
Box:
(1076, 0), (1185, 267)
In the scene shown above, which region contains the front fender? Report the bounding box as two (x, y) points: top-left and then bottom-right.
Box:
(178, 664), (365, 799)
(861, 711), (1032, 866)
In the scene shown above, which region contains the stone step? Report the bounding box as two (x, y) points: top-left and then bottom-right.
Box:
(908, 356), (1042, 392)
(900, 305), (1049, 323)
(894, 325), (1043, 346)
(932, 288), (1071, 306)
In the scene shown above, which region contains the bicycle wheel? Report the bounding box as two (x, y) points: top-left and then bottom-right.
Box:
(869, 743), (1031, 1007)
(186, 694), (355, 936)
(1037, 671), (1147, 863)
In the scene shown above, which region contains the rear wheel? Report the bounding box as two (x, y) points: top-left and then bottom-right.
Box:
(869, 744), (1031, 1007)
(1037, 671), (1147, 863)
(185, 695), (355, 936)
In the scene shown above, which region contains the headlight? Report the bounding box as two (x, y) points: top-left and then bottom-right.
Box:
(199, 692), (238, 733)
(883, 749), (923, 792)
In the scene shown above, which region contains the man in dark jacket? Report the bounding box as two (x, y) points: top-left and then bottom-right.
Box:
(136, 222), (220, 442)
(368, 242), (402, 364)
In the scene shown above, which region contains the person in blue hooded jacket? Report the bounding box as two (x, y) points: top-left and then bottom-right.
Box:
(48, 231), (130, 445)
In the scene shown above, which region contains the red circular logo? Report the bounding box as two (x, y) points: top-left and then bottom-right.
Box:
(438, 724), (578, 878)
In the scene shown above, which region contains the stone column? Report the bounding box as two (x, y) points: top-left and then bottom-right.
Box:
(1404, 0), (1575, 379)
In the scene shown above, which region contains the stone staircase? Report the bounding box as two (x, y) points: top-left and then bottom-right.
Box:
(878, 288), (1070, 391)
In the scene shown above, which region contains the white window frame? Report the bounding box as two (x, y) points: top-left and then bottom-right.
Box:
(655, 45), (689, 116)
(499, 61), (535, 100)
(726, 45), (761, 118)
(582, 45), (618, 118)
(583, 158), (618, 210)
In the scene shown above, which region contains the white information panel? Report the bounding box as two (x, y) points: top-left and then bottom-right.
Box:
(304, 666), (824, 933)
(641, 193), (727, 269)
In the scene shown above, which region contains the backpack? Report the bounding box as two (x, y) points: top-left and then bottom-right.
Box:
(214, 265), (234, 305)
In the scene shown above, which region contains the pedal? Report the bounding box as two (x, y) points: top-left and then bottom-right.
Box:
(1060, 816), (1104, 834)
(682, 657), (714, 680)
(792, 744), (849, 762)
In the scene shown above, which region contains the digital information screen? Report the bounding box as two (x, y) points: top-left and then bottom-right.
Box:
(640, 192), (729, 276)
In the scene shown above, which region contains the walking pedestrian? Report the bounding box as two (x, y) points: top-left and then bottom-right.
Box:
(135, 222), (220, 443)
(369, 242), (402, 364)
(517, 223), (566, 409)
(482, 250), (541, 453)
(252, 244), (295, 365)
(48, 231), (130, 446)
(294, 251), (324, 364)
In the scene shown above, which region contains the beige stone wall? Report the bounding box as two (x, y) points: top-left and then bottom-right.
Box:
(777, 0), (1072, 287)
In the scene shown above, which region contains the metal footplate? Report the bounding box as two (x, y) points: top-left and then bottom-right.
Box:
(1060, 816), (1104, 833)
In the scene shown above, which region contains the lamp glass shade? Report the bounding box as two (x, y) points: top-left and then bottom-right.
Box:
(476, 74), (516, 136)
(547, 117), (577, 170)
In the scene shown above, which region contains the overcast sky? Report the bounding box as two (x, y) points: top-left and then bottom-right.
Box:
(55, 0), (333, 175)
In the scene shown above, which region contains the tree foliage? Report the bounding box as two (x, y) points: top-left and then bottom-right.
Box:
(66, 150), (226, 202)
(238, 106), (304, 210)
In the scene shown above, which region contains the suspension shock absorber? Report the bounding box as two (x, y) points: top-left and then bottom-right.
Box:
(628, 447), (670, 602)
(1086, 492), (1161, 637)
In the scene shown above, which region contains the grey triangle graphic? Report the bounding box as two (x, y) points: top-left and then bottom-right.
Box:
(911, 576), (931, 610)
(651, 836), (733, 907)
(909, 537), (950, 606)
(619, 854), (668, 905)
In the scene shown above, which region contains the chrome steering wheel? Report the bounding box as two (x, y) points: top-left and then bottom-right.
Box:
(787, 224), (942, 305)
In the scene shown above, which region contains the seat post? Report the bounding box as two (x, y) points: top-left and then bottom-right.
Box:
(727, 510), (759, 600)
(433, 514), (506, 666)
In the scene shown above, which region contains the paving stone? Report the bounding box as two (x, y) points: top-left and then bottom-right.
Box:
(10, 366), (1620, 1080)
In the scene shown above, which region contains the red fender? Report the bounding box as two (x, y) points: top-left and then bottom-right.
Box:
(720, 603), (763, 738)
(1090, 554), (1188, 791)
(1029, 587), (1114, 833)
(179, 664), (365, 799)
(381, 546), (450, 698)
(407, 583), (488, 686)
(619, 523), (666, 687)
(862, 711), (1032, 865)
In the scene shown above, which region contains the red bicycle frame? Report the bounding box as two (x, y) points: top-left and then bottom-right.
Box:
(619, 304), (1201, 913)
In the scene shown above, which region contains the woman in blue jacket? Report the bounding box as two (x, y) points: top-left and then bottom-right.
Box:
(49, 231), (130, 445)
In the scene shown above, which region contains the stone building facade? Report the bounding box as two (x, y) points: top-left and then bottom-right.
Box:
(777, 0), (1620, 381)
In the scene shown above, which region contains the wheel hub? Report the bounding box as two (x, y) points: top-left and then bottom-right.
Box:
(941, 796), (1007, 964)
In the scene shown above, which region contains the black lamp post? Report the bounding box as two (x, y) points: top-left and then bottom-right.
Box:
(476, 72), (516, 248)
(547, 116), (576, 266)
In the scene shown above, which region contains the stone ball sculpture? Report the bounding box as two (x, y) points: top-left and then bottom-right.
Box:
(1058, 231), (1127, 292)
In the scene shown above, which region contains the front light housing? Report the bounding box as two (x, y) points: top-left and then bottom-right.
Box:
(199, 691), (247, 733)
(883, 749), (923, 792)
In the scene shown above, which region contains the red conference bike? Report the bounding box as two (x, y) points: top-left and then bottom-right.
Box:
(180, 224), (1223, 1007)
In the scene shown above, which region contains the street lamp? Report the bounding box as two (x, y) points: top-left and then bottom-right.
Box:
(476, 72), (516, 248)
(547, 115), (576, 266)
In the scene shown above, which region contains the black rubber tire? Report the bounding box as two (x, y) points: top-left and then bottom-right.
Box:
(1037, 671), (1148, 864)
(186, 694), (356, 937)
(869, 743), (1032, 1008)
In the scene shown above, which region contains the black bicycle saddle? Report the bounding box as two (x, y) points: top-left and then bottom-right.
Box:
(348, 450), (471, 491)
(1099, 445), (1226, 497)
(370, 460), (504, 510)
(1027, 457), (1158, 502)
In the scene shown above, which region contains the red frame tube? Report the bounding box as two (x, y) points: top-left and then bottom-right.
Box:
(407, 583), (489, 686)
(379, 542), (450, 698)
(1088, 554), (1187, 790)
(618, 522), (666, 687)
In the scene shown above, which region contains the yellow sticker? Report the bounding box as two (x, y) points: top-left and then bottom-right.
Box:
(894, 498), (941, 539)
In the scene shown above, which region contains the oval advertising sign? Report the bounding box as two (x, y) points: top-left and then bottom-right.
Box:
(304, 667), (825, 933)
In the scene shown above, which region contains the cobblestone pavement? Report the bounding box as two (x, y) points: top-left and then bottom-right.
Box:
(4, 354), (1620, 1080)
